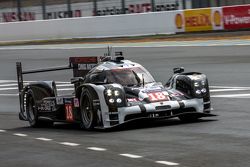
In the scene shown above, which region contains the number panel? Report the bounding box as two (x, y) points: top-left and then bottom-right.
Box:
(147, 92), (169, 102)
(65, 104), (74, 122)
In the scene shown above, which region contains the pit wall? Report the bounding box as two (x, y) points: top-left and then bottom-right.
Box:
(0, 4), (250, 42)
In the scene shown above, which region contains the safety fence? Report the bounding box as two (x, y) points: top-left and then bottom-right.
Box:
(0, 4), (250, 42)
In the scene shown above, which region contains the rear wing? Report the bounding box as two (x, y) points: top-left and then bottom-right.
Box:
(16, 57), (99, 90)
(16, 57), (99, 111)
(69, 57), (99, 77)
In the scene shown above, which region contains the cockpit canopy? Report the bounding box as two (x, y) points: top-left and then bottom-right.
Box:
(84, 66), (155, 86)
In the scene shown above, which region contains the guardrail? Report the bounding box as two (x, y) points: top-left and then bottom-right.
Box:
(0, 4), (250, 42)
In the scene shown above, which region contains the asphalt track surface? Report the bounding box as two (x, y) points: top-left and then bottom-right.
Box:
(0, 41), (250, 167)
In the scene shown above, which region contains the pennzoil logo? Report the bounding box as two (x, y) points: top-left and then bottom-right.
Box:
(213, 10), (222, 27)
(175, 13), (183, 29)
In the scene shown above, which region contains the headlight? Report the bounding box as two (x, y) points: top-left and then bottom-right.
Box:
(201, 80), (206, 86)
(201, 88), (207, 93)
(192, 78), (208, 98)
(109, 99), (115, 103)
(116, 98), (122, 103)
(195, 90), (201, 95)
(194, 82), (200, 87)
(107, 89), (112, 96)
(114, 90), (120, 96)
(104, 88), (126, 107)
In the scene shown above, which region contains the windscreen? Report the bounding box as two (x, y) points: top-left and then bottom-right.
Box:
(106, 67), (155, 86)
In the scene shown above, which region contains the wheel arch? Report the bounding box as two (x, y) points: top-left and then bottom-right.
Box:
(19, 81), (56, 121)
(75, 84), (99, 101)
(24, 81), (57, 101)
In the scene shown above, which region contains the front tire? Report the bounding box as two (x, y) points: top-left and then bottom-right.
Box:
(80, 89), (98, 130)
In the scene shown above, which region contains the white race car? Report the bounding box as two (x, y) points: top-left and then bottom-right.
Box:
(16, 51), (215, 129)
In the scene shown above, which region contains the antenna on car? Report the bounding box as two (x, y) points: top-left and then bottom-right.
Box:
(103, 46), (112, 56)
(102, 46), (113, 62)
(102, 46), (124, 62)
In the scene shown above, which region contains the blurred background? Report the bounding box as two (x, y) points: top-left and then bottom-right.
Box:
(1, 0), (250, 22)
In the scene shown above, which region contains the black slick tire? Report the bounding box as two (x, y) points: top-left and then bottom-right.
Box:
(80, 88), (98, 130)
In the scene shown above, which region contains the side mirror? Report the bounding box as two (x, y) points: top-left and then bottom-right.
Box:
(173, 67), (184, 74)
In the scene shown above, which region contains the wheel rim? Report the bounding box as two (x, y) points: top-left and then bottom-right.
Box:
(81, 95), (93, 128)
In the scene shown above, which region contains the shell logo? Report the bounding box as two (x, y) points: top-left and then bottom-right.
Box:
(175, 13), (183, 29)
(213, 10), (222, 27)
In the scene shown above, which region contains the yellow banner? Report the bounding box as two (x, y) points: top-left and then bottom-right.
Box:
(184, 9), (212, 32)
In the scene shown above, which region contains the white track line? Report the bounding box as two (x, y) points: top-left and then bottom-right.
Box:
(56, 84), (73, 87)
(87, 147), (107, 151)
(0, 130), (6, 132)
(0, 84), (17, 87)
(57, 88), (74, 91)
(55, 82), (71, 84)
(210, 88), (249, 92)
(0, 94), (18, 96)
(0, 88), (74, 91)
(59, 142), (80, 146)
(119, 154), (143, 158)
(211, 94), (250, 98)
(0, 80), (17, 83)
(35, 138), (53, 141)
(210, 86), (250, 89)
(0, 84), (71, 88)
(13, 133), (27, 137)
(0, 87), (17, 91)
(156, 161), (179, 166)
(0, 80), (70, 84)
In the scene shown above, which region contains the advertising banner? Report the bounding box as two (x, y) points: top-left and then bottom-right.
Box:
(174, 11), (185, 32)
(0, 7), (40, 22)
(184, 8), (212, 32)
(223, 5), (250, 30)
(95, 0), (181, 16)
(211, 7), (223, 30)
(174, 7), (223, 32)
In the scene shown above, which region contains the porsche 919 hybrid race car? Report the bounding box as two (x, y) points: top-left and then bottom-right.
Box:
(16, 51), (215, 130)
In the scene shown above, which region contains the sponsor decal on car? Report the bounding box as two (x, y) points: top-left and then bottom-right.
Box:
(56, 97), (64, 105)
(127, 98), (140, 102)
(64, 98), (72, 104)
(38, 100), (56, 112)
(78, 64), (96, 70)
(73, 98), (79, 107)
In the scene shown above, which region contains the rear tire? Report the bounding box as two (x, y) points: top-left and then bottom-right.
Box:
(80, 89), (98, 130)
(26, 90), (53, 128)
